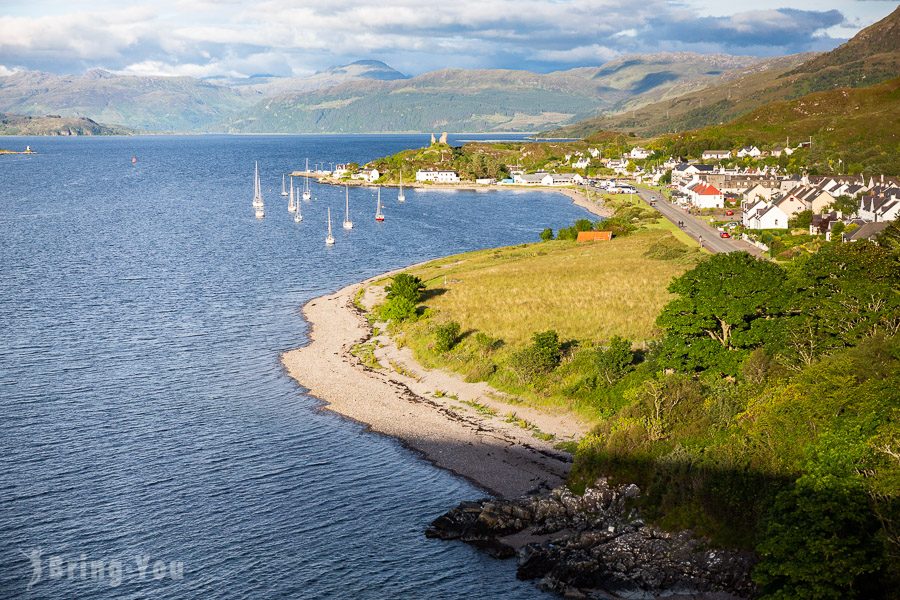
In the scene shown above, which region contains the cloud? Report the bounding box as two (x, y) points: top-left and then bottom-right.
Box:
(0, 1), (887, 76)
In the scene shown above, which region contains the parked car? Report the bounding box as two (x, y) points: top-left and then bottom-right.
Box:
(725, 210), (734, 216)
(720, 231), (731, 239)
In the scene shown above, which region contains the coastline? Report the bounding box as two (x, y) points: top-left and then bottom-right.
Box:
(281, 267), (591, 499)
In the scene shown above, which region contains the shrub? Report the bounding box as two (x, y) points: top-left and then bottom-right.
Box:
(434, 321), (461, 352)
(595, 336), (634, 385)
(540, 227), (554, 241)
(513, 330), (562, 382)
(754, 475), (884, 600)
(386, 273), (424, 303)
(379, 296), (417, 322)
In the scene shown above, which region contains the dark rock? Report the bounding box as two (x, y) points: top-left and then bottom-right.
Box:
(426, 478), (756, 599)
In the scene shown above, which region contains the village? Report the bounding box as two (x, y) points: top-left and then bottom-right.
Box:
(306, 138), (898, 257)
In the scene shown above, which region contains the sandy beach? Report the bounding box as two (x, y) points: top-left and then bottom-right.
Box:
(281, 270), (591, 499)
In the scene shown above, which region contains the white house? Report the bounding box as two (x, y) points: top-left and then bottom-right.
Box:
(541, 173), (584, 186)
(702, 150), (731, 160)
(737, 146), (762, 158)
(588, 147), (601, 158)
(572, 157), (591, 169)
(415, 169), (460, 183)
(743, 201), (789, 230)
(513, 172), (547, 185)
(684, 180), (724, 209)
(629, 147), (651, 160)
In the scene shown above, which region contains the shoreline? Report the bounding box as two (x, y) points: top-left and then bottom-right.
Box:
(300, 173), (614, 220)
(281, 265), (591, 499)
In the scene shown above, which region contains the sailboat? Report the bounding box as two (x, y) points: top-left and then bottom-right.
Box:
(342, 185), (353, 229)
(281, 173), (288, 196)
(253, 162), (265, 219)
(303, 159), (312, 201)
(294, 192), (303, 223)
(288, 176), (296, 213)
(326, 207), (335, 245)
(375, 187), (385, 222)
(398, 171), (406, 202)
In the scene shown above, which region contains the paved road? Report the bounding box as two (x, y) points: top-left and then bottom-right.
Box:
(636, 188), (765, 256)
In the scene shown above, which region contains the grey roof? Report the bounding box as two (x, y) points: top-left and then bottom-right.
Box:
(846, 221), (890, 241)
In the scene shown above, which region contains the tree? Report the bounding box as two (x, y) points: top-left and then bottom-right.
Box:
(513, 330), (562, 382)
(595, 336), (634, 385)
(434, 321), (461, 352)
(656, 252), (790, 372)
(830, 195), (858, 216)
(386, 273), (425, 303)
(789, 210), (813, 229)
(540, 228), (554, 241)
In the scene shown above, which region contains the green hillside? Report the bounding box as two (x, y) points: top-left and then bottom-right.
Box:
(653, 77), (900, 175)
(543, 6), (900, 140)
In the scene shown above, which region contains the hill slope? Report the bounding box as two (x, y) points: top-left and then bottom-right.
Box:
(654, 77), (900, 175)
(0, 113), (128, 135)
(544, 6), (900, 139)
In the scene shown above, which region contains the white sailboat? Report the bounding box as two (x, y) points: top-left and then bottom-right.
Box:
(253, 162), (265, 219)
(294, 193), (303, 223)
(398, 171), (406, 202)
(326, 207), (335, 245)
(281, 173), (288, 196)
(343, 185), (353, 229)
(375, 187), (385, 222)
(288, 176), (296, 213)
(303, 158), (312, 201)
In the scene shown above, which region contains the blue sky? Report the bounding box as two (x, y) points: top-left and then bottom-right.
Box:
(0, 0), (896, 78)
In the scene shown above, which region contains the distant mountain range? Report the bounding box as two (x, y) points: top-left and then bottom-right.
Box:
(543, 5), (900, 140)
(0, 55), (765, 134)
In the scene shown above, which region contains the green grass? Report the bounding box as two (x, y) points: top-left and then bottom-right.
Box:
(461, 400), (498, 416)
(350, 340), (382, 370)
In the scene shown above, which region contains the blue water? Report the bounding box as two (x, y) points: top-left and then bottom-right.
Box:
(0, 135), (591, 599)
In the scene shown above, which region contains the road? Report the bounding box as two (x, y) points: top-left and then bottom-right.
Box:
(636, 188), (765, 256)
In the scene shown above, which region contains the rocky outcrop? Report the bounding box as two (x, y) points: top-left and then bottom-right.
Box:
(426, 479), (756, 599)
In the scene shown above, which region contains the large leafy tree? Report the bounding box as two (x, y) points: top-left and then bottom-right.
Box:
(786, 242), (900, 366)
(657, 252), (789, 372)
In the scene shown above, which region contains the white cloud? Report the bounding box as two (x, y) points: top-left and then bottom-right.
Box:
(0, 0), (895, 75)
(0, 65), (19, 76)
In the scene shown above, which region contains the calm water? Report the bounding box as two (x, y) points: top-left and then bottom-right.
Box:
(0, 135), (590, 599)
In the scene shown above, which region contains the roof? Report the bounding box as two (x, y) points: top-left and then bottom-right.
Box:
(689, 182), (722, 195)
(846, 221), (890, 242)
(577, 231), (613, 242)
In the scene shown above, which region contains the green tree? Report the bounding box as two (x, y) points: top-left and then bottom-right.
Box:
(788, 210), (813, 229)
(595, 336), (634, 385)
(540, 228), (554, 241)
(830, 195), (858, 216)
(386, 273), (425, 303)
(513, 330), (562, 381)
(656, 253), (789, 372)
(754, 475), (883, 600)
(434, 321), (461, 352)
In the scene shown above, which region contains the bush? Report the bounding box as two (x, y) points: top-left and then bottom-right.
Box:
(379, 296), (417, 322)
(386, 273), (424, 303)
(754, 475), (884, 599)
(512, 330), (562, 382)
(595, 336), (634, 385)
(434, 321), (461, 352)
(540, 227), (554, 241)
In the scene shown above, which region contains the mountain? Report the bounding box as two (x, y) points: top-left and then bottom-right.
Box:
(654, 76), (900, 175)
(222, 54), (762, 133)
(543, 6), (900, 139)
(0, 55), (764, 134)
(239, 60), (409, 96)
(0, 69), (251, 132)
(0, 113), (129, 135)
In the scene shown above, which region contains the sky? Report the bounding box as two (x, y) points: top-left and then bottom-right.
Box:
(0, 0), (896, 79)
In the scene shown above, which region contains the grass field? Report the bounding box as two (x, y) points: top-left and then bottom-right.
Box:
(400, 230), (697, 346)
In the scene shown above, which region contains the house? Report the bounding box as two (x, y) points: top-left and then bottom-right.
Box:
(685, 180), (724, 209)
(577, 231), (613, 242)
(415, 169), (460, 183)
(671, 163), (714, 186)
(845, 221), (891, 242)
(475, 178), (496, 185)
(737, 146), (762, 158)
(743, 201), (789, 230)
(588, 147), (601, 158)
(810, 212), (841, 237)
(572, 157), (591, 169)
(743, 183), (775, 203)
(513, 172), (547, 185)
(858, 194), (900, 222)
(628, 147), (651, 160)
(770, 146), (785, 158)
(702, 150), (731, 160)
(778, 185), (836, 215)
(541, 173), (584, 186)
